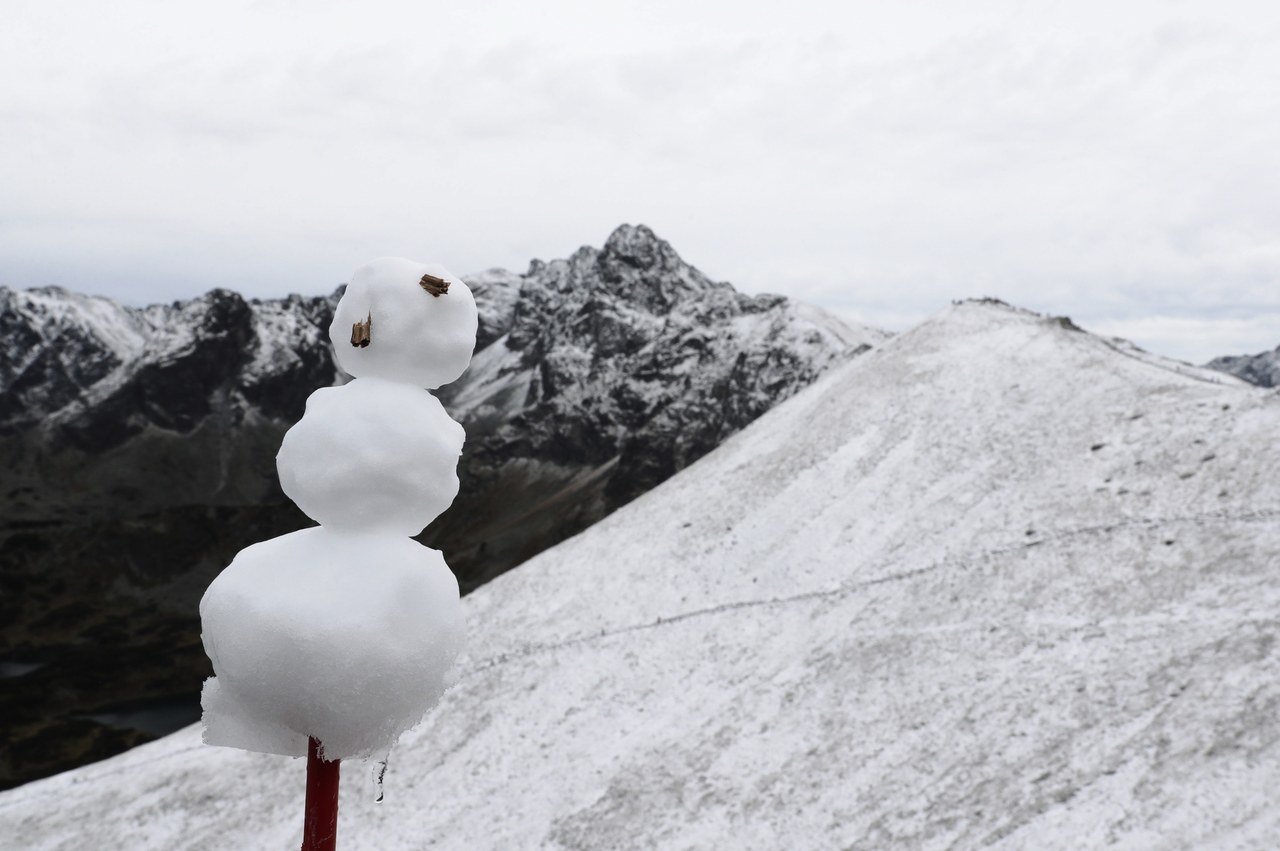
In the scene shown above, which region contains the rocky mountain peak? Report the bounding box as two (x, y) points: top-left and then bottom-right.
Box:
(599, 222), (684, 275)
(501, 225), (793, 369)
(435, 228), (887, 551)
(596, 223), (718, 308)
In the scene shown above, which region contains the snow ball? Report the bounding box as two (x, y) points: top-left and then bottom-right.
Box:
(331, 257), (477, 389)
(277, 378), (464, 536)
(200, 527), (465, 760)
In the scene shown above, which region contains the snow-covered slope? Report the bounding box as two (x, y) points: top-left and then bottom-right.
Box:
(1208, 344), (1280, 388)
(4, 300), (1278, 850)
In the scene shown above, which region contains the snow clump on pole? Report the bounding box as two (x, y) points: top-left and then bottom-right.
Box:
(198, 258), (476, 846)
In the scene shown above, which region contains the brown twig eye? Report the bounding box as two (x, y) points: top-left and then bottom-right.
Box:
(350, 311), (372, 347)
(419, 274), (450, 297)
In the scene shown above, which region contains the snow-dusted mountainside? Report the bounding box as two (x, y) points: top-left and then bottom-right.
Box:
(1208, 345), (1280, 388)
(0, 286), (339, 446)
(0, 286), (342, 790)
(433, 224), (885, 587)
(4, 300), (1276, 850)
(0, 224), (879, 789)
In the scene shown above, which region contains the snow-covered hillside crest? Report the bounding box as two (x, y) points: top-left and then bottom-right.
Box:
(4, 299), (1277, 850)
(1208, 344), (1280, 388)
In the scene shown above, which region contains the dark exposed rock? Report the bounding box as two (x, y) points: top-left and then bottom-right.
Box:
(1206, 345), (1280, 388)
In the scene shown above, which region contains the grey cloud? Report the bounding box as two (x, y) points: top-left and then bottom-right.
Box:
(1, 1), (1278, 363)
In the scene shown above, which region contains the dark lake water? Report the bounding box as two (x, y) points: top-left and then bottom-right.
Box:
(78, 695), (203, 737)
(0, 661), (44, 678)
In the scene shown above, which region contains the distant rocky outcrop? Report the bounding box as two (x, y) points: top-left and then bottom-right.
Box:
(0, 224), (883, 788)
(433, 224), (886, 587)
(1206, 345), (1280, 388)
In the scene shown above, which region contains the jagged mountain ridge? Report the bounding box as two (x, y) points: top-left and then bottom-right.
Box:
(1207, 345), (1280, 388)
(0, 286), (337, 448)
(3, 300), (1276, 850)
(433, 225), (884, 584)
(0, 224), (883, 789)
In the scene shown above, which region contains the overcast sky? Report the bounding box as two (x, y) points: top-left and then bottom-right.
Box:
(3, 0), (1277, 363)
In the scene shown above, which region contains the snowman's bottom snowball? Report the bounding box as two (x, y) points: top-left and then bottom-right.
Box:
(199, 527), (465, 760)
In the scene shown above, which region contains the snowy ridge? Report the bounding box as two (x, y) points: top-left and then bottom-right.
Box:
(0, 287), (146, 429)
(0, 285), (342, 441)
(8, 286), (151, 361)
(4, 299), (1277, 849)
(244, 296), (331, 380)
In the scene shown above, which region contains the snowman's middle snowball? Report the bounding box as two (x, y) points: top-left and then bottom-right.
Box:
(277, 377), (464, 536)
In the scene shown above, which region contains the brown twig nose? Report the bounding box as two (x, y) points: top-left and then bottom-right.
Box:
(350, 311), (372, 347)
(419, 274), (450, 297)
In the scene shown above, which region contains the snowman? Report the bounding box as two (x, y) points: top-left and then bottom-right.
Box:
(199, 258), (476, 763)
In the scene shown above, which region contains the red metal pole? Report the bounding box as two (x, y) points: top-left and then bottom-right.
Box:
(301, 736), (341, 851)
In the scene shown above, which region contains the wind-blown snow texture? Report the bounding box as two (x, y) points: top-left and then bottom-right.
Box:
(1207, 345), (1280, 388)
(0, 224), (878, 788)
(3, 300), (1277, 850)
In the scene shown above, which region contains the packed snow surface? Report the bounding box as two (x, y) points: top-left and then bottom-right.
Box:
(4, 301), (1279, 850)
(330, 258), (477, 389)
(200, 528), (464, 759)
(277, 378), (464, 535)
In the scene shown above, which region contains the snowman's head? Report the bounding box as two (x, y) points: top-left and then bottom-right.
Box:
(330, 257), (478, 389)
